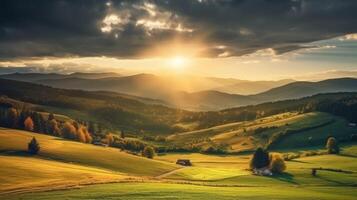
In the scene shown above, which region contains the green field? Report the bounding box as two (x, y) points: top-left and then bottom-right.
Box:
(0, 128), (178, 176)
(1, 127), (357, 199)
(3, 149), (357, 200)
(167, 112), (357, 152)
(6, 182), (357, 200)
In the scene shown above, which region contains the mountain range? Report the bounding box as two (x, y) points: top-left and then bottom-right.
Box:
(1, 72), (357, 110)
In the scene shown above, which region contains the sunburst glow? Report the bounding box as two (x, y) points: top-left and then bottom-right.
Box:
(168, 56), (188, 70)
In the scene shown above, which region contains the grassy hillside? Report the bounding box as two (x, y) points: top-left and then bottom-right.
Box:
(0, 78), (193, 134)
(168, 112), (357, 152)
(0, 155), (127, 195)
(0, 127), (356, 199)
(0, 128), (178, 176)
(6, 146), (357, 200)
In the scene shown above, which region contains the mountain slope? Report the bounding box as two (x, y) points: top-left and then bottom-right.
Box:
(254, 78), (357, 101)
(0, 78), (192, 134)
(0, 72), (121, 82)
(1, 73), (357, 111)
(213, 79), (294, 95)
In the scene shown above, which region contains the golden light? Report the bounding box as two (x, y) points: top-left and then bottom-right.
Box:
(168, 56), (188, 70)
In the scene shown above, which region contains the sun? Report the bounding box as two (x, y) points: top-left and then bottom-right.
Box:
(169, 56), (188, 70)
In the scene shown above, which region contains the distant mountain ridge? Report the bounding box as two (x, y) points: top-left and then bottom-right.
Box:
(0, 72), (121, 82)
(1, 72), (356, 110)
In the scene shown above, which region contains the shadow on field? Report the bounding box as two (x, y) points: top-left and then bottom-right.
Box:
(288, 160), (310, 164)
(316, 175), (351, 186)
(0, 150), (32, 157)
(269, 172), (298, 185)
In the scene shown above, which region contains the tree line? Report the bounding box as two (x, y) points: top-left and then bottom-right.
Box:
(0, 106), (93, 144)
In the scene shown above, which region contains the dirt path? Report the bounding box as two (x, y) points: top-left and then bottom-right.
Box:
(155, 167), (185, 179)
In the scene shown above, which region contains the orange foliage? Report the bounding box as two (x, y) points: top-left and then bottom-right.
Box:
(24, 117), (34, 131)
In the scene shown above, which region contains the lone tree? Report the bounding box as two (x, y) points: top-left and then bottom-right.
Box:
(24, 116), (34, 131)
(28, 137), (40, 154)
(142, 146), (155, 159)
(250, 147), (270, 169)
(326, 137), (339, 154)
(269, 154), (286, 174)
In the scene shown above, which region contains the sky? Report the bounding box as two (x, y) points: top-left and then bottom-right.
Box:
(0, 0), (357, 80)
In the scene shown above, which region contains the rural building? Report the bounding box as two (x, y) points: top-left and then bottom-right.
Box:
(252, 167), (272, 176)
(176, 159), (192, 166)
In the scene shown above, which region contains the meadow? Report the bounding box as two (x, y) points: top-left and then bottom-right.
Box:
(167, 112), (356, 152)
(1, 127), (356, 199)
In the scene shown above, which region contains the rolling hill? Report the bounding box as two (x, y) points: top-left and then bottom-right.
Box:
(0, 78), (193, 134)
(0, 127), (179, 194)
(168, 112), (357, 152)
(0, 128), (178, 176)
(0, 72), (121, 82)
(0, 72), (300, 110)
(253, 78), (357, 101)
(213, 79), (294, 95)
(8, 74), (357, 111)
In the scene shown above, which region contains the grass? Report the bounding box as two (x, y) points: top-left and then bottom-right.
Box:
(0, 155), (127, 195)
(5, 182), (357, 200)
(1, 127), (357, 199)
(167, 112), (357, 152)
(0, 128), (178, 176)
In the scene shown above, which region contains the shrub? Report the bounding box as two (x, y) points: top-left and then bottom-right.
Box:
(24, 116), (34, 131)
(250, 147), (270, 169)
(326, 137), (339, 154)
(269, 154), (286, 174)
(28, 137), (40, 154)
(142, 146), (155, 159)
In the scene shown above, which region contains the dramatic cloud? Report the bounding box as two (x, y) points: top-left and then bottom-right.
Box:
(0, 0), (357, 59)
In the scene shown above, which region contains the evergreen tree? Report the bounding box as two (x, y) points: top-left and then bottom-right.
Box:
(250, 147), (270, 169)
(28, 137), (40, 154)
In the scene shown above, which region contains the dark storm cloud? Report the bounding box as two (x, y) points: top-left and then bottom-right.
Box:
(0, 0), (357, 59)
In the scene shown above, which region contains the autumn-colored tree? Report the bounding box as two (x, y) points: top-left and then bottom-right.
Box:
(142, 146), (155, 159)
(106, 133), (114, 146)
(76, 126), (87, 143)
(326, 137), (339, 154)
(24, 116), (34, 131)
(269, 154), (286, 174)
(82, 127), (93, 144)
(28, 137), (40, 154)
(48, 119), (60, 136)
(61, 122), (77, 140)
